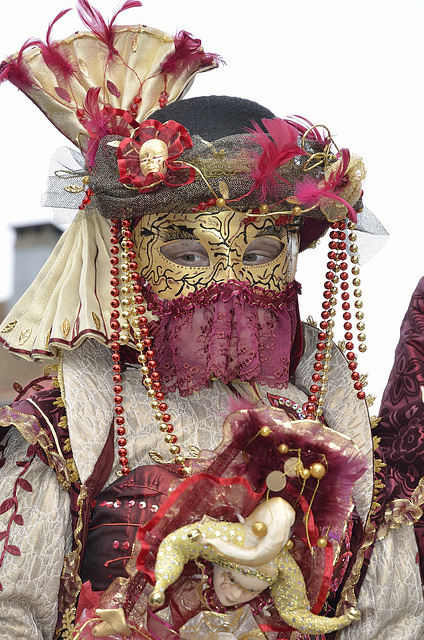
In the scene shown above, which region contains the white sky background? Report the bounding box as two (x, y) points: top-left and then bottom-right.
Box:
(1, 0), (424, 407)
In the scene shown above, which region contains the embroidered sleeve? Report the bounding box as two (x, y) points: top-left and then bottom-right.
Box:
(0, 428), (72, 639)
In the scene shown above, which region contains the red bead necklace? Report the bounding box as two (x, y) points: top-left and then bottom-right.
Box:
(306, 219), (367, 420)
(109, 218), (190, 477)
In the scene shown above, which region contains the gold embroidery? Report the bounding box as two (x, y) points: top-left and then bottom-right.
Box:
(58, 486), (87, 637)
(377, 476), (424, 540)
(64, 184), (84, 193)
(78, 58), (89, 76)
(92, 312), (101, 330)
(66, 459), (79, 483)
(306, 315), (318, 328)
(58, 416), (69, 432)
(148, 451), (166, 464)
(59, 607), (76, 639)
(131, 32), (139, 52)
(366, 394), (376, 408)
(1, 320), (17, 333)
(62, 319), (71, 339)
(54, 396), (65, 409)
(19, 327), (32, 345)
(188, 445), (200, 458)
(218, 180), (229, 199)
(45, 329), (52, 350)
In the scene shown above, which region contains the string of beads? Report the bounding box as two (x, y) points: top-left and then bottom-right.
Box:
(306, 219), (366, 420)
(109, 218), (190, 477)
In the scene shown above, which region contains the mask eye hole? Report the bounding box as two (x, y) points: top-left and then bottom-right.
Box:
(160, 239), (210, 267)
(243, 237), (284, 265)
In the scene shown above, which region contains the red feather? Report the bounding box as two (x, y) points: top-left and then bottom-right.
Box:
(247, 118), (306, 201)
(160, 30), (223, 75)
(77, 0), (142, 58)
(38, 9), (77, 82)
(0, 39), (38, 90)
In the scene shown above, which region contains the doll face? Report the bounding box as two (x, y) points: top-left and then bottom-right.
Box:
(134, 209), (299, 299)
(213, 565), (269, 606)
(139, 139), (168, 177)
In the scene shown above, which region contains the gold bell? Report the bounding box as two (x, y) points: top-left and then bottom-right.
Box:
(149, 591), (165, 608)
(187, 528), (201, 541)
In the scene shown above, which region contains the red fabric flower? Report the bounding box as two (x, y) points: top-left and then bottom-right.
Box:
(117, 119), (195, 193)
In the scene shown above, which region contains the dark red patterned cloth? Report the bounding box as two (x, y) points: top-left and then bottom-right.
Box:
(377, 276), (424, 580)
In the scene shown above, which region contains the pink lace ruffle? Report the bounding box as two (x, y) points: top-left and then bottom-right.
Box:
(145, 280), (301, 397)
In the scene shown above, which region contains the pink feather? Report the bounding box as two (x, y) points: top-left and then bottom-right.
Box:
(160, 30), (223, 75)
(247, 118), (306, 201)
(294, 149), (357, 222)
(38, 9), (77, 82)
(0, 39), (38, 90)
(81, 87), (136, 165)
(77, 0), (142, 58)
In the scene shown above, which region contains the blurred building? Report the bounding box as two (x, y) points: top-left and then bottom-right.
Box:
(0, 223), (63, 405)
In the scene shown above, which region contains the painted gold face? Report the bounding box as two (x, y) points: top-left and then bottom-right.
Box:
(133, 210), (299, 300)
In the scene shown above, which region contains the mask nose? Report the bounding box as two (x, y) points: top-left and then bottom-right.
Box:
(211, 246), (246, 284)
(228, 584), (243, 601)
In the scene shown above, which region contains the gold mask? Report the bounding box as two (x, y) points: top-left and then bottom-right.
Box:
(133, 209), (299, 300)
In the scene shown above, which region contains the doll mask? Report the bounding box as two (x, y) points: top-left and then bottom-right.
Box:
(212, 565), (271, 606)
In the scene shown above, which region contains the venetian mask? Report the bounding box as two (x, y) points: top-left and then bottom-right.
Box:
(133, 209), (300, 300)
(138, 138), (169, 177)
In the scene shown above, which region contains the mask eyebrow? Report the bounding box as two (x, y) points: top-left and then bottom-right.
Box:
(254, 224), (286, 240)
(159, 224), (198, 242)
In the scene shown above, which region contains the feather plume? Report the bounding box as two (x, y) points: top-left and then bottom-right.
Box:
(0, 40), (38, 90)
(38, 9), (77, 82)
(77, 0), (142, 57)
(247, 118), (306, 201)
(294, 149), (350, 208)
(160, 30), (223, 75)
(286, 115), (329, 144)
(294, 148), (357, 222)
(81, 88), (136, 165)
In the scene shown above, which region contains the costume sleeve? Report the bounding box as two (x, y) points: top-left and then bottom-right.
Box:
(0, 427), (72, 640)
(339, 526), (424, 639)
